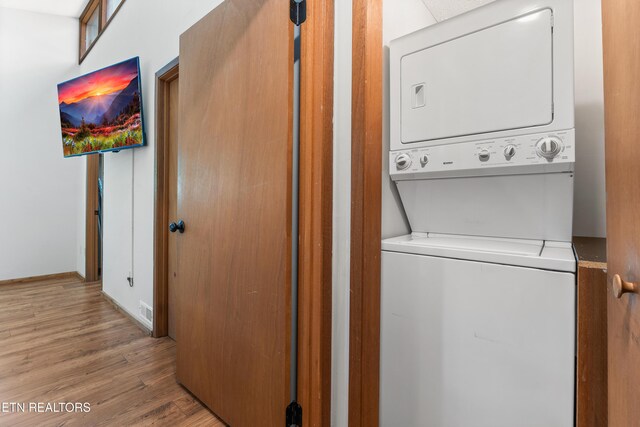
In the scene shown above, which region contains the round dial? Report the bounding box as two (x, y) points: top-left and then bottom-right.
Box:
(419, 155), (429, 167)
(536, 137), (562, 159)
(478, 149), (490, 162)
(395, 153), (412, 170)
(504, 145), (516, 160)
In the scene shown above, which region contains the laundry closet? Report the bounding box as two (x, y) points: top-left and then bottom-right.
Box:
(380, 0), (578, 425)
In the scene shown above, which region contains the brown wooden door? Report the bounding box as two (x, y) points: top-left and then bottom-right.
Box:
(602, 0), (640, 425)
(167, 75), (179, 340)
(175, 1), (292, 426)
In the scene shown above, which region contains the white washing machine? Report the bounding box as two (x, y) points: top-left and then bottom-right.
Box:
(381, 0), (577, 425)
(380, 234), (576, 426)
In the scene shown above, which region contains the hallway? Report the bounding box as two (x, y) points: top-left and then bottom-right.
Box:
(0, 277), (222, 426)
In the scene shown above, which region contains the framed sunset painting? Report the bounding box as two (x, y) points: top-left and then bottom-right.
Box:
(57, 57), (145, 157)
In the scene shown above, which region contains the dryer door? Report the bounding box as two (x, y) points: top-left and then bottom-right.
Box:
(400, 9), (554, 144)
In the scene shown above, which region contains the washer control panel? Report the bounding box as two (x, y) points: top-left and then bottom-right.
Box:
(391, 129), (575, 179)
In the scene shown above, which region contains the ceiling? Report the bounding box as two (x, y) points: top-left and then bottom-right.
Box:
(0, 0), (496, 25)
(0, 0), (88, 17)
(421, 0), (495, 21)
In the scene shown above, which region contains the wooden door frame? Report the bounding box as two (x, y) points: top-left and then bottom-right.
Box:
(153, 57), (179, 339)
(85, 154), (101, 283)
(297, 1), (334, 424)
(151, 2), (334, 422)
(349, 0), (383, 426)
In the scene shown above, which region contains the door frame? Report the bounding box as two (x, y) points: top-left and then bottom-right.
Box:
(151, 2), (335, 422)
(297, 1), (335, 424)
(85, 154), (101, 283)
(349, 0), (383, 426)
(153, 57), (179, 339)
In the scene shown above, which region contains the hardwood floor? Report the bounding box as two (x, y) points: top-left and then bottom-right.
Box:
(0, 276), (223, 426)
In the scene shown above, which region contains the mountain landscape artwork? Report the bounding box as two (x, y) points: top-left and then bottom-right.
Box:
(57, 57), (144, 157)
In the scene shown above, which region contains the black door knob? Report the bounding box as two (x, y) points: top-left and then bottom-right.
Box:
(169, 220), (185, 233)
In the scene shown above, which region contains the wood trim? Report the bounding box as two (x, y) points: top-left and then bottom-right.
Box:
(78, 16), (86, 63)
(297, 1), (334, 425)
(156, 57), (180, 81)
(576, 269), (608, 426)
(100, 0), (108, 29)
(349, 0), (383, 425)
(85, 154), (101, 283)
(79, 0), (99, 22)
(0, 271), (84, 286)
(573, 237), (608, 427)
(152, 58), (179, 339)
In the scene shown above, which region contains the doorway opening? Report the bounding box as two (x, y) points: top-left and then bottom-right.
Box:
(153, 57), (179, 339)
(85, 153), (103, 283)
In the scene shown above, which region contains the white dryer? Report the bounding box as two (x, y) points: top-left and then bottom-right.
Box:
(381, 0), (577, 425)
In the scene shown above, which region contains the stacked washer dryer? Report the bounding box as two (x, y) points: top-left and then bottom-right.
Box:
(381, 0), (576, 426)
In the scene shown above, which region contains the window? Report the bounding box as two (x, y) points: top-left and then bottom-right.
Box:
(105, 0), (123, 21)
(84, 6), (100, 51)
(79, 0), (127, 63)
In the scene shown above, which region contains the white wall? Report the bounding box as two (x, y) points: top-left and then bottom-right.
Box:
(419, 0), (494, 21)
(75, 0), (225, 324)
(331, 1), (353, 425)
(0, 7), (82, 281)
(381, 0), (437, 239)
(573, 0), (606, 237)
(381, 0), (607, 239)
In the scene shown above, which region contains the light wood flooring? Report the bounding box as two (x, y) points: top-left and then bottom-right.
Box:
(0, 276), (223, 426)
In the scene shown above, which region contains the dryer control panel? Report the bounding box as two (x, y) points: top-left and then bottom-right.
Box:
(389, 129), (575, 180)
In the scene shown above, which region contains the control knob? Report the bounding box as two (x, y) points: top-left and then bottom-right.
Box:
(478, 149), (490, 162)
(419, 155), (429, 167)
(504, 145), (516, 160)
(395, 153), (412, 170)
(536, 137), (562, 160)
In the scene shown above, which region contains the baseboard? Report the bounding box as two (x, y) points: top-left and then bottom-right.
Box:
(101, 291), (152, 336)
(0, 271), (84, 286)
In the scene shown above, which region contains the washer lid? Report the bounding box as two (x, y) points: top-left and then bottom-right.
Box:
(382, 233), (576, 272)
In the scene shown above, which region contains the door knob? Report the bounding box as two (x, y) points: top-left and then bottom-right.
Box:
(613, 274), (639, 299)
(169, 220), (185, 234)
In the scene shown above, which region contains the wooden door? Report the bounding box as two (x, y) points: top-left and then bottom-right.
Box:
(602, 0), (640, 425)
(176, 1), (292, 426)
(167, 75), (179, 340)
(85, 154), (101, 282)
